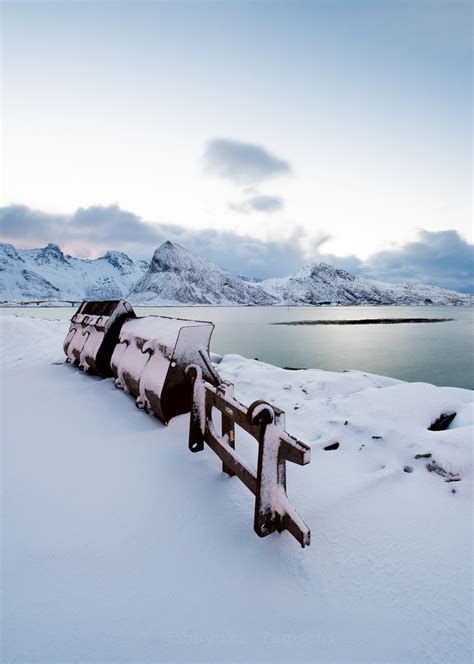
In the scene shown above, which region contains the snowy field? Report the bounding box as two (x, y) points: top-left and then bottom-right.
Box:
(1, 314), (473, 663)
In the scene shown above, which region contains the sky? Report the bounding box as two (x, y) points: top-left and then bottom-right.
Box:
(1, 0), (472, 290)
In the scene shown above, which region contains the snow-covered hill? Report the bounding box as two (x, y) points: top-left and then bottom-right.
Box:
(261, 262), (473, 306)
(127, 241), (276, 305)
(0, 243), (148, 302)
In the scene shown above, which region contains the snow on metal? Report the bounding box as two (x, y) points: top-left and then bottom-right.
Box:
(110, 315), (219, 423)
(186, 364), (311, 547)
(63, 299), (136, 376)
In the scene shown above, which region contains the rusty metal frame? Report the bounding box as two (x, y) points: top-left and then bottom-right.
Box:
(186, 365), (311, 547)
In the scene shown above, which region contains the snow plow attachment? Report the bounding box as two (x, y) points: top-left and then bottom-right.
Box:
(186, 365), (311, 547)
(64, 300), (136, 376)
(111, 316), (220, 423)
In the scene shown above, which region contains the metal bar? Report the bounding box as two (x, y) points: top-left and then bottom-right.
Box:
(217, 381), (236, 477)
(186, 364), (311, 547)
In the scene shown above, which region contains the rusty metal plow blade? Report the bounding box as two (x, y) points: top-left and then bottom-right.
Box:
(111, 316), (219, 423)
(63, 300), (135, 376)
(186, 364), (311, 547)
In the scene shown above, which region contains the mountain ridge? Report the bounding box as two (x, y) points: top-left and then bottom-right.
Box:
(0, 242), (148, 302)
(260, 261), (472, 305)
(1, 241), (472, 305)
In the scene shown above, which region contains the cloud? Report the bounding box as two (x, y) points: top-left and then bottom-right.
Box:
(229, 194), (284, 215)
(360, 229), (474, 293)
(0, 204), (67, 244)
(203, 138), (291, 187)
(1, 205), (472, 291)
(315, 230), (474, 293)
(0, 203), (323, 279)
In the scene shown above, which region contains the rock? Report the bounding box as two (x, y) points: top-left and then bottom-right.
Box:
(323, 442), (340, 451)
(428, 413), (456, 431)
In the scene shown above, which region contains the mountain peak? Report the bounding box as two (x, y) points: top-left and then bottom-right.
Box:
(0, 243), (21, 260)
(103, 250), (133, 265)
(103, 250), (131, 259)
(292, 261), (355, 283)
(128, 242), (275, 305)
(44, 243), (63, 255)
(101, 250), (137, 276)
(31, 243), (69, 266)
(152, 241), (186, 258)
(150, 241), (203, 274)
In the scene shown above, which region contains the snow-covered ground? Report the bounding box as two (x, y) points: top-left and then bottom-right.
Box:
(1, 314), (472, 663)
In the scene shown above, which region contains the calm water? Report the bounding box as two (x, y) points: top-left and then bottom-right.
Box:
(2, 305), (473, 389)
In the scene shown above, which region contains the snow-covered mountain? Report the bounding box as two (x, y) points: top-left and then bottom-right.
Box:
(0, 243), (148, 302)
(1, 241), (472, 305)
(127, 241), (275, 305)
(260, 262), (473, 306)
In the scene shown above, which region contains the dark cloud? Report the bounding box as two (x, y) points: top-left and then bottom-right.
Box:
(0, 204), (472, 291)
(0, 204), (321, 279)
(0, 204), (67, 243)
(71, 205), (161, 245)
(315, 230), (474, 293)
(229, 194), (284, 215)
(203, 138), (291, 187)
(360, 229), (474, 293)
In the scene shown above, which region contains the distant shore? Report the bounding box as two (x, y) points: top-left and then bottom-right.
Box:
(272, 318), (454, 325)
(0, 301), (471, 310)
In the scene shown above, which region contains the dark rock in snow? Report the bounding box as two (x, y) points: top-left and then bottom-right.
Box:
(428, 413), (456, 431)
(323, 442), (340, 451)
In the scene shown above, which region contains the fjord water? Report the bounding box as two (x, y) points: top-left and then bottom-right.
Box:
(3, 306), (473, 389)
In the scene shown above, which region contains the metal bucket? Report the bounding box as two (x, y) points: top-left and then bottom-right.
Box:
(111, 315), (220, 423)
(64, 300), (136, 376)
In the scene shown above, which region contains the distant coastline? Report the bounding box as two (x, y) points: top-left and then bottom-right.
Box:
(0, 301), (472, 309)
(272, 318), (455, 325)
